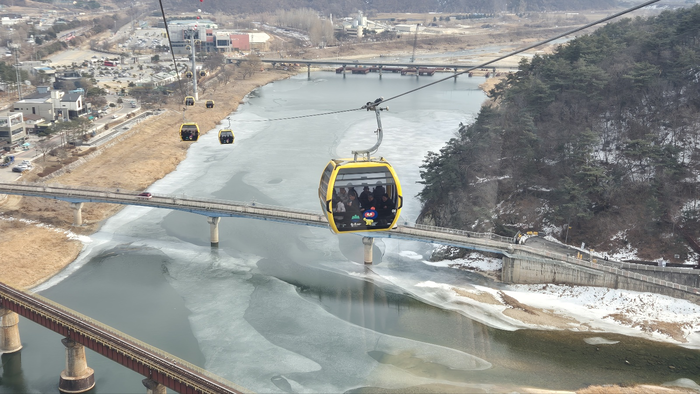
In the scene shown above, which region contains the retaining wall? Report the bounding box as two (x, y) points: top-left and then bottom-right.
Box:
(502, 252), (700, 304)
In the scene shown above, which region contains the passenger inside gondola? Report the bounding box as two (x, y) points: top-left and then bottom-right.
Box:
(338, 187), (349, 204)
(361, 194), (375, 211)
(377, 193), (395, 225)
(359, 186), (371, 206)
(345, 194), (362, 227)
(373, 183), (386, 201)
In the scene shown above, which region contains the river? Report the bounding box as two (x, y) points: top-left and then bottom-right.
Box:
(2, 72), (699, 394)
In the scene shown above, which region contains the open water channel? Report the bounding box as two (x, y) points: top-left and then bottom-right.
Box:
(2, 72), (699, 393)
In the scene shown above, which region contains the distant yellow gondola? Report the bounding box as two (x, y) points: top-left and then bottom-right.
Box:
(318, 158), (403, 234)
(205, 100), (214, 108)
(185, 71), (193, 79)
(199, 70), (207, 77)
(180, 122), (200, 142)
(218, 129), (234, 144)
(184, 96), (195, 106)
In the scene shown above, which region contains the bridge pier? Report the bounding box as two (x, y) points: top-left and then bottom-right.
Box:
(362, 237), (374, 265)
(307, 63), (311, 79)
(0, 307), (22, 353)
(59, 338), (95, 393)
(71, 202), (83, 226)
(453, 67), (458, 81)
(379, 66), (382, 79)
(342, 64), (346, 78)
(207, 217), (221, 247)
(142, 378), (167, 394)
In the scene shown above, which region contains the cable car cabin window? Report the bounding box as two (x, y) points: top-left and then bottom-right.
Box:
(332, 166), (399, 232)
(318, 162), (334, 205)
(180, 124), (199, 141)
(218, 130), (234, 144)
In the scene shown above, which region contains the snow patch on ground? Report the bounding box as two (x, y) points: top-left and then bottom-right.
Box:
(583, 337), (619, 345)
(423, 252), (502, 272)
(425, 252), (700, 347)
(0, 215), (92, 243)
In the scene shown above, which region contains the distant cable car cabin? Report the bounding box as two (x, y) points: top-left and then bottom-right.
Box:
(184, 96), (195, 106)
(185, 71), (193, 79)
(180, 122), (200, 142)
(218, 129), (234, 144)
(206, 100), (214, 108)
(318, 158), (402, 234)
(199, 70), (207, 77)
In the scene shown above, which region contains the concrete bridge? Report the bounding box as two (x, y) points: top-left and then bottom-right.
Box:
(255, 58), (498, 79)
(1, 181), (699, 300)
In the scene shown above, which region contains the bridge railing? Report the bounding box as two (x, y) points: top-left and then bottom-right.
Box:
(14, 182), (325, 218)
(410, 223), (514, 244)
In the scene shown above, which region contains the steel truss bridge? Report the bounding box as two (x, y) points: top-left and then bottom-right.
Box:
(0, 281), (251, 394)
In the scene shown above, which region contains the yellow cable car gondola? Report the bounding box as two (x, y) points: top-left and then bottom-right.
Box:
(184, 96), (195, 106)
(180, 122), (200, 142)
(199, 70), (207, 77)
(317, 98), (402, 234)
(218, 117), (234, 144)
(318, 158), (402, 233)
(218, 129), (234, 144)
(205, 100), (214, 108)
(185, 71), (193, 79)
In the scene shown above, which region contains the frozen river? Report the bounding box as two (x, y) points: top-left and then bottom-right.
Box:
(2, 72), (699, 394)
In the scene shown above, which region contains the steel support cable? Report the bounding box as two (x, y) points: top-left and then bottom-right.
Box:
(157, 0), (184, 97)
(234, 0), (663, 123)
(233, 107), (363, 122)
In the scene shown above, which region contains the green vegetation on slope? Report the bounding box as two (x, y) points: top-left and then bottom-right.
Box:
(418, 6), (700, 260)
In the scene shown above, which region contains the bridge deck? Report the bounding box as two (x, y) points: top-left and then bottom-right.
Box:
(0, 181), (698, 299)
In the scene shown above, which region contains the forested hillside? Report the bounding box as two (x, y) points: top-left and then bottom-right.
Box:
(418, 5), (700, 261)
(163, 0), (615, 16)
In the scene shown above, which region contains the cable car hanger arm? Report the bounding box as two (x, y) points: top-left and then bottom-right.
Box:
(353, 97), (387, 161)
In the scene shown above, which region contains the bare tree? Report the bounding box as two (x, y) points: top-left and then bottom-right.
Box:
(221, 64), (236, 85)
(36, 138), (58, 162)
(239, 56), (262, 80)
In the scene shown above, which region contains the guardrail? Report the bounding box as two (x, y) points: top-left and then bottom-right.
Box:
(411, 223), (514, 243)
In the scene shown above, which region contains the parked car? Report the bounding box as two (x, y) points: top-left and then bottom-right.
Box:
(137, 192), (152, 199)
(12, 165), (28, 173)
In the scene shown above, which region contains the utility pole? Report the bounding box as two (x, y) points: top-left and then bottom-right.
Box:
(410, 24), (419, 63)
(12, 45), (22, 100)
(189, 27), (198, 100)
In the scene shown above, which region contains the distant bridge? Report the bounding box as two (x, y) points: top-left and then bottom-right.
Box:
(258, 58), (492, 70)
(243, 59), (504, 78)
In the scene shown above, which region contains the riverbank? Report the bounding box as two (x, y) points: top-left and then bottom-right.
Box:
(0, 68), (297, 289)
